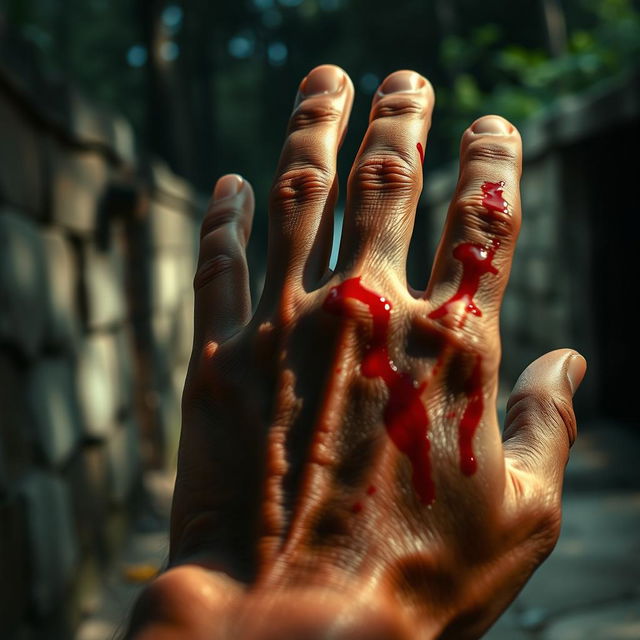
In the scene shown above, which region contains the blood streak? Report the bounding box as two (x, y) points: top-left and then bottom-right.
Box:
(428, 242), (499, 321)
(323, 278), (434, 505)
(481, 180), (509, 214)
(416, 142), (425, 164)
(428, 181), (508, 476)
(459, 357), (483, 475)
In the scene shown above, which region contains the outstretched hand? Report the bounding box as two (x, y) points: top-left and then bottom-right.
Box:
(128, 65), (586, 640)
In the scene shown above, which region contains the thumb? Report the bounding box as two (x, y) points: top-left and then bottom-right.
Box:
(502, 349), (587, 482)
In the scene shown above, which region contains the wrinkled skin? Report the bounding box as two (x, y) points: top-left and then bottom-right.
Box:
(127, 66), (586, 639)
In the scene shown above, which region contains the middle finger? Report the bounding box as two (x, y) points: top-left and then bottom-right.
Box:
(336, 70), (434, 279)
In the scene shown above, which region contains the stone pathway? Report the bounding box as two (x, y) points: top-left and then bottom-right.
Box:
(76, 421), (640, 639)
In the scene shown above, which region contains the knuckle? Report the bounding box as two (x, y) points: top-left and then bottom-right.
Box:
(200, 204), (244, 240)
(371, 96), (430, 121)
(270, 165), (333, 211)
(289, 102), (343, 131)
(351, 152), (415, 193)
(464, 138), (519, 168)
(552, 396), (578, 447)
(193, 253), (235, 291)
(454, 195), (516, 241)
(528, 501), (563, 557)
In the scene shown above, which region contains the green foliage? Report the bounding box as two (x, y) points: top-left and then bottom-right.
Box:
(434, 0), (640, 156)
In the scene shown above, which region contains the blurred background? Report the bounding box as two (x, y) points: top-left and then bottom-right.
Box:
(0, 1), (639, 639)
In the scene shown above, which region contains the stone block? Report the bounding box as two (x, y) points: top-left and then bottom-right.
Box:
(27, 357), (81, 468)
(82, 240), (127, 330)
(149, 198), (196, 251)
(152, 251), (185, 312)
(0, 93), (46, 217)
(19, 471), (79, 616)
(172, 291), (194, 364)
(106, 418), (141, 506)
(64, 87), (115, 149)
(114, 324), (135, 413)
(0, 210), (47, 358)
(63, 445), (109, 562)
(151, 312), (173, 358)
(150, 160), (196, 206)
(0, 352), (31, 490)
(159, 380), (182, 468)
(112, 116), (136, 166)
(41, 228), (81, 352)
(50, 145), (110, 235)
(77, 332), (119, 439)
(0, 498), (30, 632)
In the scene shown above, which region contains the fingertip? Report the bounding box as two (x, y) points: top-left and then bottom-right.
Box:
(213, 173), (244, 201)
(566, 352), (587, 395)
(469, 115), (517, 136)
(507, 349), (571, 411)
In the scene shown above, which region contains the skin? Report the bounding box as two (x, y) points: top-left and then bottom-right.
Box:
(126, 65), (587, 639)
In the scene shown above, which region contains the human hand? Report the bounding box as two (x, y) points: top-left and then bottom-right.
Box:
(127, 65), (586, 639)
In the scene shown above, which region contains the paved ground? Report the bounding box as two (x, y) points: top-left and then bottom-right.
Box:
(76, 419), (640, 640)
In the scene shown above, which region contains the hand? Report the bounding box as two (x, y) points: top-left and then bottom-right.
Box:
(127, 65), (586, 640)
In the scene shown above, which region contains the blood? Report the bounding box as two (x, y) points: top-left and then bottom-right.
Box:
(351, 485), (377, 514)
(459, 357), (483, 475)
(416, 142), (424, 165)
(332, 181), (504, 497)
(324, 278), (434, 505)
(481, 181), (508, 214)
(428, 242), (499, 321)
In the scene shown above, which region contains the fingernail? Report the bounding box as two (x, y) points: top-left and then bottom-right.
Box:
(379, 71), (424, 94)
(566, 354), (587, 395)
(214, 174), (243, 200)
(471, 116), (513, 135)
(301, 65), (345, 96)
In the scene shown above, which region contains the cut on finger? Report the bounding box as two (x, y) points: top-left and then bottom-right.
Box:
(425, 115), (523, 339)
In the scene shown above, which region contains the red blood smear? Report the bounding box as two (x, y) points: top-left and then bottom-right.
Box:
(481, 181), (508, 214)
(323, 278), (435, 505)
(428, 243), (499, 320)
(459, 357), (483, 475)
(366, 485), (377, 496)
(416, 142), (425, 165)
(352, 502), (363, 514)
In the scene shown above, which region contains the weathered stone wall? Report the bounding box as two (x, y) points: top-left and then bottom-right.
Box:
(422, 72), (640, 419)
(0, 37), (200, 638)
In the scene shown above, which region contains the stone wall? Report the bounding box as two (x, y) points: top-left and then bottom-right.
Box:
(422, 71), (640, 419)
(0, 37), (201, 638)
